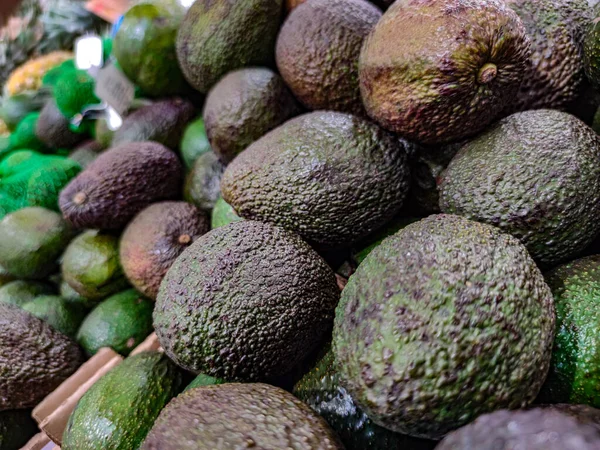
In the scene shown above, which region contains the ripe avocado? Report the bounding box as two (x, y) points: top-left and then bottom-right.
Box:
(211, 196), (241, 229)
(538, 255), (600, 407)
(439, 110), (600, 267)
(0, 302), (84, 410)
(114, 3), (191, 97)
(505, 0), (591, 112)
(359, 0), (531, 144)
(35, 99), (84, 149)
(76, 289), (154, 356)
(180, 116), (211, 169)
(154, 220), (340, 380)
(183, 151), (225, 211)
(111, 99), (196, 150)
(62, 351), (183, 450)
(120, 201), (210, 299)
(221, 111), (411, 248)
(141, 383), (343, 449)
(276, 0), (381, 115)
(0, 409), (38, 450)
(203, 67), (300, 163)
(0, 280), (54, 307)
(333, 214), (555, 439)
(0, 207), (74, 279)
(61, 230), (129, 302)
(294, 347), (436, 450)
(60, 142), (183, 230)
(22, 295), (86, 338)
(436, 408), (600, 449)
(176, 0), (284, 94)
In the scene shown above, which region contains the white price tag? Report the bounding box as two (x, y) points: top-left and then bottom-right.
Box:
(94, 64), (135, 116)
(75, 35), (104, 70)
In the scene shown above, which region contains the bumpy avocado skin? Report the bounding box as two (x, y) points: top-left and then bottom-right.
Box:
(436, 408), (600, 449)
(276, 0), (381, 115)
(62, 351), (183, 450)
(584, 7), (600, 91)
(0, 302), (84, 410)
(120, 201), (210, 299)
(505, 0), (591, 112)
(112, 99), (196, 150)
(538, 255), (600, 407)
(221, 111), (411, 248)
(0, 280), (54, 307)
(141, 383), (343, 450)
(333, 214), (555, 439)
(176, 0), (283, 94)
(0, 409), (38, 450)
(154, 220), (340, 381)
(294, 348), (436, 450)
(76, 289), (154, 356)
(211, 196), (242, 229)
(359, 0), (531, 144)
(203, 67), (300, 163)
(36, 99), (84, 149)
(60, 142), (183, 230)
(22, 295), (86, 338)
(439, 110), (600, 267)
(183, 151), (225, 211)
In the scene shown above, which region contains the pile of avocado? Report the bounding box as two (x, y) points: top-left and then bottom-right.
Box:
(6, 0), (600, 449)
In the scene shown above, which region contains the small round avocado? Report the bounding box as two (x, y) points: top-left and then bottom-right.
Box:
(76, 289), (154, 356)
(276, 0), (381, 115)
(183, 151), (225, 211)
(436, 408), (600, 449)
(203, 67), (300, 163)
(61, 230), (130, 302)
(22, 295), (87, 338)
(141, 384), (343, 449)
(180, 117), (211, 169)
(120, 201), (210, 299)
(0, 280), (55, 307)
(333, 214), (555, 439)
(0, 207), (74, 279)
(211, 196), (242, 229)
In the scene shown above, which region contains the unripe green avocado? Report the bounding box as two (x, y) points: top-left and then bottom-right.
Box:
(183, 151), (225, 212)
(0, 280), (54, 307)
(23, 295), (86, 338)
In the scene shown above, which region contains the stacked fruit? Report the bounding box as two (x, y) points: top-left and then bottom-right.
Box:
(4, 0), (600, 449)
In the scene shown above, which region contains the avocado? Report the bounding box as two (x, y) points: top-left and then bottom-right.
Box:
(184, 374), (225, 392)
(294, 347), (436, 450)
(94, 118), (114, 149)
(60, 141), (183, 230)
(0, 302), (84, 410)
(211, 196), (242, 229)
(76, 289), (154, 356)
(35, 99), (84, 149)
(9, 112), (47, 152)
(154, 220), (339, 380)
(0, 207), (74, 279)
(333, 214), (555, 439)
(0, 280), (54, 307)
(180, 117), (211, 170)
(183, 151), (225, 211)
(505, 0), (591, 112)
(203, 67), (300, 163)
(69, 140), (104, 169)
(537, 255), (600, 407)
(61, 230), (129, 302)
(221, 111), (411, 248)
(120, 201), (210, 299)
(53, 69), (99, 119)
(62, 351), (184, 450)
(439, 110), (600, 267)
(22, 295), (86, 338)
(539, 404), (600, 430)
(111, 98), (196, 150)
(0, 409), (38, 450)
(584, 7), (600, 92)
(176, 0), (284, 94)
(436, 408), (600, 449)
(276, 0), (381, 115)
(141, 383), (343, 449)
(114, 3), (190, 97)
(359, 0), (531, 144)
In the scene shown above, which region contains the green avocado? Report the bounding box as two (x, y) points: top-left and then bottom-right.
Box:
(0, 302), (84, 410)
(333, 214), (555, 439)
(141, 383), (343, 449)
(0, 409), (38, 450)
(76, 289), (154, 356)
(359, 0), (531, 144)
(439, 110), (600, 267)
(211, 196), (242, 229)
(183, 373), (225, 392)
(0, 280), (54, 307)
(35, 99), (84, 149)
(62, 351), (184, 450)
(22, 295), (86, 338)
(221, 111), (411, 248)
(154, 220), (340, 381)
(0, 207), (74, 279)
(61, 230), (129, 302)
(176, 0), (284, 94)
(9, 112), (47, 152)
(180, 117), (211, 169)
(183, 151), (225, 212)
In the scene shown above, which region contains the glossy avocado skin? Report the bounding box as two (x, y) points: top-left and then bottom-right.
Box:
(62, 351), (184, 450)
(333, 215), (555, 439)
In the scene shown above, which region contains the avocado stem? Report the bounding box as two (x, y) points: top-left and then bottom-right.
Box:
(478, 63), (497, 84)
(73, 192), (87, 205)
(178, 234), (192, 245)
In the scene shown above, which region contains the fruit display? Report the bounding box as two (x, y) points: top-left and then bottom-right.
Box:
(5, 0), (600, 449)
